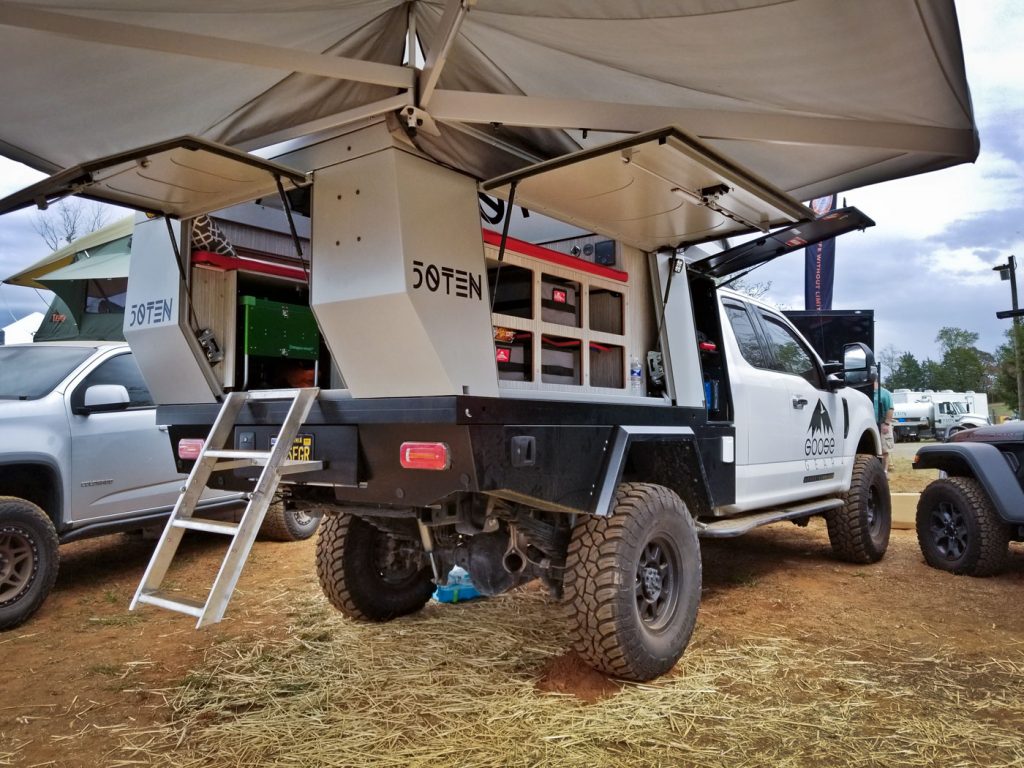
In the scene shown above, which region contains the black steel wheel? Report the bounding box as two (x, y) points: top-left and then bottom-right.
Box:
(564, 483), (701, 682)
(0, 497), (59, 631)
(826, 454), (891, 563)
(916, 477), (1009, 576)
(315, 511), (434, 621)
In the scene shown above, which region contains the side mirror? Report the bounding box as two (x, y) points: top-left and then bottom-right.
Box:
(842, 343), (874, 386)
(76, 384), (131, 414)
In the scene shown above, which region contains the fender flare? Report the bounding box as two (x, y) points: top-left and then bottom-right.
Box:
(592, 426), (709, 516)
(915, 442), (1024, 523)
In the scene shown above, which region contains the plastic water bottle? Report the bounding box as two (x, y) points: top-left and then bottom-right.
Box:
(629, 356), (644, 395)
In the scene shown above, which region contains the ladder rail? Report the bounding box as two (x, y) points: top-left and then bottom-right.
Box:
(131, 388), (321, 625)
(130, 392), (250, 611)
(199, 388), (320, 625)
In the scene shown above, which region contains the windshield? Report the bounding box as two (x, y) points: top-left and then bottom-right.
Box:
(0, 346), (95, 399)
(950, 402), (968, 414)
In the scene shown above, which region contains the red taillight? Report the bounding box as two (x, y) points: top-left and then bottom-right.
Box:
(400, 442), (450, 471)
(178, 438), (204, 460)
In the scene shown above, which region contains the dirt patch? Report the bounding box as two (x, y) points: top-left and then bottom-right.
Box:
(3, 519), (1024, 766)
(536, 651), (623, 702)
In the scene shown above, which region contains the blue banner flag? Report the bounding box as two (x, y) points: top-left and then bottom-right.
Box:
(804, 194), (838, 310)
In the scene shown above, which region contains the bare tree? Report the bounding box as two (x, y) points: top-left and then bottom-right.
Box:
(32, 199), (110, 251)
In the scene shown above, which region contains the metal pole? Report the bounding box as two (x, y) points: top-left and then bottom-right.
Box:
(1012, 255), (1024, 417)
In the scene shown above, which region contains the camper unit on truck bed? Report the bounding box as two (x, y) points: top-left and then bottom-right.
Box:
(0, 121), (888, 681)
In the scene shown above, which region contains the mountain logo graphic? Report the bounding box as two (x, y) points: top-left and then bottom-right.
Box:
(805, 400), (836, 456)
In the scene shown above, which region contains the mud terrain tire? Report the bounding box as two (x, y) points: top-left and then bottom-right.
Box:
(827, 454), (891, 563)
(315, 511), (434, 621)
(564, 483), (701, 682)
(0, 497), (59, 631)
(916, 477), (1010, 576)
(258, 497), (322, 542)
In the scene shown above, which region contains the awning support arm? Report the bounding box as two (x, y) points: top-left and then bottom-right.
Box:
(418, 0), (475, 109)
(489, 180), (517, 316)
(275, 175), (310, 285)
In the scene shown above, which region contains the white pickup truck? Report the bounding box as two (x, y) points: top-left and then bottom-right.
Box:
(0, 124), (891, 681)
(0, 341), (320, 630)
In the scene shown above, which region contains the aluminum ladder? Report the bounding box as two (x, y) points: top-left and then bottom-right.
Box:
(130, 387), (321, 627)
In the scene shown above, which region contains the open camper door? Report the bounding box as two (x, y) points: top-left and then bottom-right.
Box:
(0, 136), (310, 405)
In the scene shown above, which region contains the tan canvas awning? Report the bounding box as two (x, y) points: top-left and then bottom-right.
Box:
(0, 1), (978, 203)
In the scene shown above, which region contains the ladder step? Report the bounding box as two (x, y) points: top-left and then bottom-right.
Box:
(245, 388), (303, 401)
(205, 449), (272, 461)
(135, 590), (206, 618)
(172, 518), (241, 535)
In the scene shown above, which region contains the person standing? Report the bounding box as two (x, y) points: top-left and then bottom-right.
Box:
(872, 371), (894, 472)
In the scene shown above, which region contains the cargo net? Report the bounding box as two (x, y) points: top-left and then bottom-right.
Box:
(191, 215), (237, 257)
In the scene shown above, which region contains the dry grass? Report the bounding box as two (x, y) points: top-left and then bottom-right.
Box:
(114, 589), (1024, 768)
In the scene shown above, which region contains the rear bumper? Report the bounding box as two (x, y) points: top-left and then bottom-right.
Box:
(160, 394), (712, 514)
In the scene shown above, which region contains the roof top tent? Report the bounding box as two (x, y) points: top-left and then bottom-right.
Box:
(0, 1), (978, 406)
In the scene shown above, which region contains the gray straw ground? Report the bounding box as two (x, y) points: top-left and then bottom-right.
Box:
(111, 589), (1024, 768)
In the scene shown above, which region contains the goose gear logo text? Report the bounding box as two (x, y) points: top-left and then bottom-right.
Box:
(805, 400), (836, 457)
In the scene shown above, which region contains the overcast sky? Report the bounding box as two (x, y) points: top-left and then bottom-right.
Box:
(1, 1), (1022, 362)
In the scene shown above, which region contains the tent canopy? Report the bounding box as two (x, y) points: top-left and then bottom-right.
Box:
(0, 1), (978, 205)
(4, 216), (133, 289)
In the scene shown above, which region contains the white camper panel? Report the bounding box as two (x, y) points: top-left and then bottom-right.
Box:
(310, 145), (498, 399)
(124, 215), (218, 404)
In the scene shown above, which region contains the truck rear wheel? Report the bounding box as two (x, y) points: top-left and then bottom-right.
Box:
(315, 511), (434, 621)
(916, 477), (1010, 576)
(564, 483), (701, 682)
(827, 454), (891, 563)
(258, 496), (322, 542)
(0, 497), (59, 631)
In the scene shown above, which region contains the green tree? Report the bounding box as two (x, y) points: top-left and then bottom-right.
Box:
(936, 326), (979, 356)
(992, 325), (1024, 410)
(888, 352), (925, 390)
(931, 326), (989, 393)
(921, 359), (944, 390)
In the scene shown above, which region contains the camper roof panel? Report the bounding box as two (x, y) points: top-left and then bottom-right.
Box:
(0, 137), (308, 220)
(482, 127), (813, 253)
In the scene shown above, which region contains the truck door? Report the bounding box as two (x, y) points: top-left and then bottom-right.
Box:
(66, 352), (183, 524)
(724, 300), (846, 509)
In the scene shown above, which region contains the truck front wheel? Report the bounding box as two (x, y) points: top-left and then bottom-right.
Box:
(315, 511), (434, 621)
(0, 497), (59, 631)
(564, 483), (701, 682)
(916, 477), (1010, 576)
(826, 455), (891, 563)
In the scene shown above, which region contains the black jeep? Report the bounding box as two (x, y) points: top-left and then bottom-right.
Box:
(913, 422), (1024, 576)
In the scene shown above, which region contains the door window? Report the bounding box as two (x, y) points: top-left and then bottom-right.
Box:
(759, 314), (822, 387)
(71, 353), (155, 410)
(724, 303), (767, 368)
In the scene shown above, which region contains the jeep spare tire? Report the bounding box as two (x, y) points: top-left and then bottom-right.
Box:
(564, 483), (701, 682)
(916, 477), (1010, 576)
(0, 497), (60, 631)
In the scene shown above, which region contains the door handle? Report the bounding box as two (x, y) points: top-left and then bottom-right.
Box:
(792, 396), (808, 409)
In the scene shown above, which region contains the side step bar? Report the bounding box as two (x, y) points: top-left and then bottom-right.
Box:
(696, 498), (843, 538)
